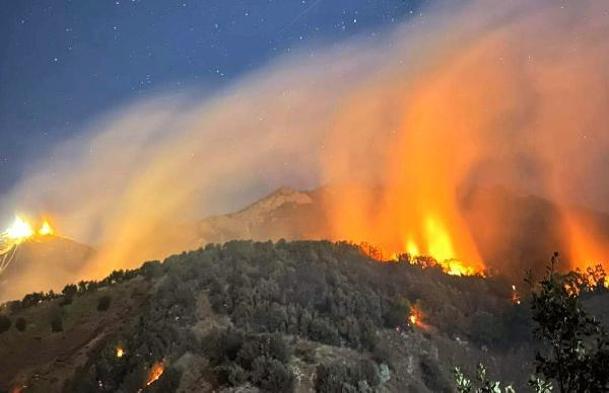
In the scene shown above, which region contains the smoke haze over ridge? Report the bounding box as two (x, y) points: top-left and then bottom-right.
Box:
(2, 0), (609, 297)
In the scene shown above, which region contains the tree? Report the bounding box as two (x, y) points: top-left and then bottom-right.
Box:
(15, 317), (26, 332)
(454, 364), (516, 393)
(51, 314), (64, 332)
(251, 356), (295, 393)
(97, 295), (112, 311)
(454, 253), (609, 392)
(529, 253), (609, 392)
(383, 297), (410, 328)
(0, 315), (11, 333)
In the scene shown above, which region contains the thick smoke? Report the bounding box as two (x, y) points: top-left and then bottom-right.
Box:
(2, 0), (609, 298)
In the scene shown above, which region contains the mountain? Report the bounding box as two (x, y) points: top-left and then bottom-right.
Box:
(0, 240), (540, 393)
(0, 236), (95, 303)
(195, 185), (609, 281)
(195, 186), (331, 244)
(3, 185), (608, 303)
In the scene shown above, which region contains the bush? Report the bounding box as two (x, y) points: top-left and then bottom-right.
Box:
(97, 295), (112, 311)
(15, 317), (26, 332)
(383, 297), (410, 328)
(0, 315), (11, 333)
(251, 356), (294, 393)
(315, 360), (380, 393)
(51, 315), (64, 332)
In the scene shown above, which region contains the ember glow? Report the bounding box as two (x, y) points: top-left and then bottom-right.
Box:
(115, 346), (125, 358)
(511, 285), (521, 305)
(0, 216), (57, 276)
(1, 216), (55, 244)
(144, 361), (164, 387)
(408, 306), (428, 330)
(3, 216), (55, 242)
(38, 220), (54, 236)
(5, 216), (34, 242)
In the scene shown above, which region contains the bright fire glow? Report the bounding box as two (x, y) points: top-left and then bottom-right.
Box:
(144, 361), (165, 387)
(511, 284), (521, 305)
(38, 220), (54, 236)
(408, 306), (429, 330)
(408, 312), (418, 326)
(2, 216), (56, 244)
(1, 216), (57, 262)
(116, 346), (125, 358)
(5, 216), (34, 241)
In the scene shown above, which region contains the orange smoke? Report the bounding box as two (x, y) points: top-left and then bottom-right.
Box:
(3, 0), (609, 297)
(319, 0), (609, 275)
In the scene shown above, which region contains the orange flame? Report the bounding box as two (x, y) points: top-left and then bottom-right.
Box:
(4, 216), (34, 242)
(408, 305), (429, 330)
(144, 361), (165, 387)
(116, 346), (125, 358)
(2, 216), (56, 244)
(38, 220), (54, 236)
(511, 284), (521, 305)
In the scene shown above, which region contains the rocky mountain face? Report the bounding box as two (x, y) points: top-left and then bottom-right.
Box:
(195, 186), (330, 245)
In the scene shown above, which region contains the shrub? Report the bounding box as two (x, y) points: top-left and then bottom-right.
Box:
(383, 297), (410, 328)
(97, 295), (112, 311)
(0, 315), (11, 333)
(315, 360), (380, 393)
(15, 317), (26, 332)
(51, 315), (64, 332)
(251, 356), (294, 393)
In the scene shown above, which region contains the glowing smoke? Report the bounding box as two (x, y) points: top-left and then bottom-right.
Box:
(2, 0), (609, 297)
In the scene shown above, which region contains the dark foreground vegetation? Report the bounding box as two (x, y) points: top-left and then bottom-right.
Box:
(0, 241), (608, 392)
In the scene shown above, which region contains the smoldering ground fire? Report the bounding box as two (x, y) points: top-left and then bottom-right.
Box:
(2, 0), (609, 297)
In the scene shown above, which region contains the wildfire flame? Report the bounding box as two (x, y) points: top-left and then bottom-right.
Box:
(2, 216), (55, 244)
(116, 346), (125, 358)
(144, 361), (165, 387)
(1, 216), (57, 274)
(408, 305), (428, 330)
(38, 220), (54, 236)
(511, 284), (521, 305)
(5, 216), (34, 242)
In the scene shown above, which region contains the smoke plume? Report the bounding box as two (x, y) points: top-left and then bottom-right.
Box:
(2, 0), (609, 297)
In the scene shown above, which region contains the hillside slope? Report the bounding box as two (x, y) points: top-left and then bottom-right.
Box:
(0, 240), (546, 393)
(0, 236), (95, 303)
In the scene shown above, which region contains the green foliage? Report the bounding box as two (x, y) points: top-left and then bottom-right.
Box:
(454, 364), (515, 393)
(454, 254), (609, 393)
(53, 240), (535, 391)
(383, 297), (410, 328)
(15, 317), (26, 332)
(420, 356), (452, 393)
(0, 315), (11, 333)
(50, 313), (64, 332)
(530, 254), (609, 392)
(251, 356), (294, 393)
(315, 359), (380, 393)
(202, 329), (295, 392)
(97, 295), (112, 311)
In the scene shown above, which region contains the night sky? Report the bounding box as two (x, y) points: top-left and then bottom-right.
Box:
(0, 0), (422, 190)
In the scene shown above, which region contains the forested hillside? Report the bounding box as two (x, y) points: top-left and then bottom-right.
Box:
(2, 240), (600, 392)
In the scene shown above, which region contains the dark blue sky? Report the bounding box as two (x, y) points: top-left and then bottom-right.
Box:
(0, 0), (421, 189)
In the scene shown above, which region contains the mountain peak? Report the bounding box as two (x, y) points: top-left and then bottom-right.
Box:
(237, 186), (313, 217)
